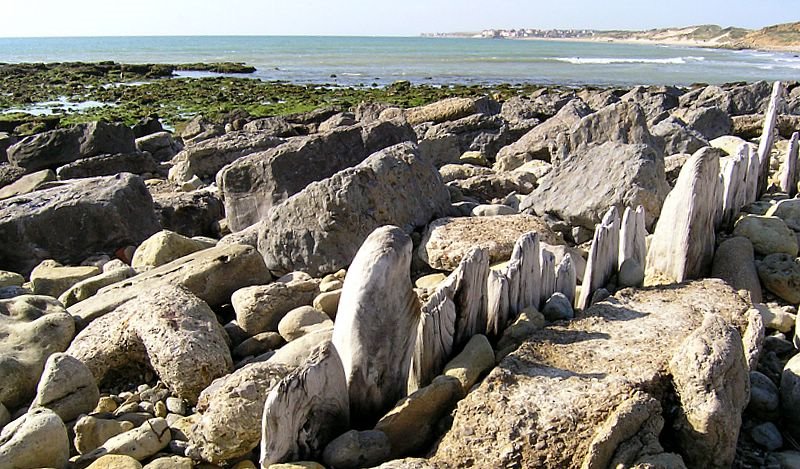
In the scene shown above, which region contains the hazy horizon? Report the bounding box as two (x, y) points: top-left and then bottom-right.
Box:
(2, 0), (798, 39)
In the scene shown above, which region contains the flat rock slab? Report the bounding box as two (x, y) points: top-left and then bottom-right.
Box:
(0, 173), (160, 276)
(430, 279), (750, 468)
(419, 214), (562, 271)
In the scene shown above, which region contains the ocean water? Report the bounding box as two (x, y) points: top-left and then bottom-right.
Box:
(0, 35), (799, 87)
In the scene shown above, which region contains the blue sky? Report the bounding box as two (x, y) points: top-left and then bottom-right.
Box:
(3, 0), (798, 37)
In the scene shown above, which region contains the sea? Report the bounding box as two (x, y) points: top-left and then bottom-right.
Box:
(0, 35), (799, 87)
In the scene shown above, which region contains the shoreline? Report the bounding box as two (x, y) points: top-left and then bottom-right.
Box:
(493, 35), (800, 54)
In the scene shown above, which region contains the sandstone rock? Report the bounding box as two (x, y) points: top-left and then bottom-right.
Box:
(267, 463), (324, 469)
(278, 306), (333, 342)
(494, 99), (592, 171)
(85, 454), (142, 469)
(333, 226), (420, 424)
(56, 151), (159, 180)
(0, 408), (69, 469)
(7, 127), (82, 172)
(143, 455), (193, 469)
(131, 230), (216, 270)
(646, 147), (722, 285)
(405, 97), (494, 125)
(438, 163), (494, 183)
(219, 121), (415, 231)
(668, 314), (749, 468)
(258, 142), (450, 277)
(733, 215), (798, 257)
(375, 375), (463, 459)
(452, 172), (536, 202)
(0, 295), (74, 409)
(755, 304), (796, 333)
(67, 285), (232, 403)
(757, 253), (800, 304)
(233, 332), (286, 359)
(243, 116), (301, 136)
(151, 188), (224, 238)
(58, 265), (137, 308)
(0, 270), (23, 288)
(29, 261), (100, 298)
(0, 169), (55, 200)
(75, 417), (170, 467)
(442, 334), (494, 394)
(414, 273), (447, 290)
(322, 430), (391, 469)
(0, 173), (160, 276)
(312, 290), (342, 319)
(135, 131), (182, 162)
(711, 237), (762, 304)
(430, 279), (748, 468)
(260, 342), (349, 466)
(470, 203), (517, 216)
(765, 197), (800, 231)
(419, 214), (561, 271)
(233, 279), (320, 336)
(495, 307), (546, 358)
(168, 130), (284, 183)
(74, 416), (135, 455)
(521, 142), (669, 231)
(186, 361), (292, 463)
(31, 352), (99, 422)
(68, 243), (269, 327)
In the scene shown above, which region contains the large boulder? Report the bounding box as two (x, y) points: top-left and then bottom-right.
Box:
(0, 408), (69, 469)
(68, 243), (270, 328)
(494, 99), (592, 172)
(0, 173), (161, 276)
(151, 188), (224, 238)
(258, 142), (450, 277)
(0, 295), (75, 410)
(30, 352), (99, 422)
(404, 97), (498, 125)
(419, 214), (562, 271)
(77, 121), (137, 158)
(651, 117), (709, 156)
(66, 285), (232, 403)
(168, 131), (285, 184)
(218, 120), (415, 231)
(135, 131), (182, 162)
(563, 101), (660, 158)
(430, 279), (750, 468)
(671, 106), (733, 141)
(418, 114), (511, 167)
(520, 142), (669, 230)
(7, 127), (82, 172)
(56, 152), (158, 180)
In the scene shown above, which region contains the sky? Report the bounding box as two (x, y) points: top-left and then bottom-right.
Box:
(2, 0), (798, 37)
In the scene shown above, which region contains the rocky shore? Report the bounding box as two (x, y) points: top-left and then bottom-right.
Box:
(1, 73), (800, 468)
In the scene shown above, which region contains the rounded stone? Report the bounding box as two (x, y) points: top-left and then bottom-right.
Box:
(471, 204), (517, 217)
(278, 306), (333, 342)
(414, 273), (447, 290)
(733, 215), (798, 257)
(757, 253), (800, 304)
(751, 422), (783, 451)
(542, 292), (574, 321)
(86, 454), (143, 469)
(781, 354), (800, 439)
(747, 371), (779, 420)
(312, 289), (341, 319)
(322, 429), (391, 469)
(618, 258), (645, 288)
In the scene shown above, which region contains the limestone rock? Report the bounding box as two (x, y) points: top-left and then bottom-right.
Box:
(668, 314), (749, 468)
(419, 214), (561, 271)
(151, 188), (224, 238)
(565, 101), (660, 156)
(258, 142), (450, 277)
(75, 417), (170, 467)
(578, 207), (620, 310)
(131, 230), (216, 269)
(260, 342), (349, 466)
(470, 203), (517, 216)
(31, 352), (99, 422)
(68, 243), (269, 327)
(333, 226), (421, 424)
(375, 375), (463, 459)
(780, 132), (799, 196)
(67, 285), (232, 403)
(29, 261), (100, 298)
(233, 332), (286, 359)
(0, 270), (23, 288)
(755, 304), (795, 333)
(494, 99), (592, 172)
(781, 354), (800, 440)
(135, 131), (183, 162)
(186, 361), (292, 463)
(0, 408), (69, 469)
(168, 130), (284, 183)
(143, 455), (193, 469)
(418, 114), (511, 167)
(278, 306), (333, 342)
(430, 279), (748, 468)
(521, 142), (669, 231)
(77, 121), (137, 159)
(7, 127), (82, 172)
(0, 173), (160, 276)
(312, 290), (342, 319)
(232, 279), (320, 336)
(74, 416), (136, 455)
(0, 295), (75, 409)
(442, 334), (494, 394)
(0, 169), (56, 200)
(711, 237), (762, 304)
(672, 106), (733, 140)
(58, 265), (137, 308)
(756, 82), (783, 195)
(765, 198), (800, 232)
(56, 151), (159, 180)
(651, 117), (709, 155)
(645, 147), (722, 285)
(219, 120), (415, 231)
(733, 215), (798, 257)
(757, 253), (800, 304)
(554, 255), (577, 305)
(322, 430), (391, 469)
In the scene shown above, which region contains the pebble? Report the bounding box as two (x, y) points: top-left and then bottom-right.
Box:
(165, 397), (187, 416)
(751, 422), (783, 451)
(154, 401), (167, 418)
